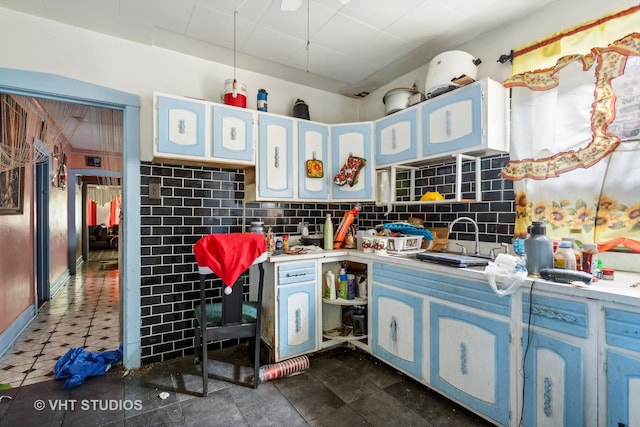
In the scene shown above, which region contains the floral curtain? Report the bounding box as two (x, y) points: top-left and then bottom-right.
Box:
(502, 33), (640, 253)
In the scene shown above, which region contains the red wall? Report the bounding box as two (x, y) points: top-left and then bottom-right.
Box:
(0, 166), (34, 333)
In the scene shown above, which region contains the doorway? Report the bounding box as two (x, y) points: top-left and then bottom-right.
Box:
(35, 159), (50, 306)
(0, 67), (142, 369)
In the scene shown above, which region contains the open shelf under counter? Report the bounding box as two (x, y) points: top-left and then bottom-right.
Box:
(322, 297), (368, 306)
(322, 327), (367, 342)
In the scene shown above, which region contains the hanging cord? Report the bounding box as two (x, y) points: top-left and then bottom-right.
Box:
(518, 279), (537, 427)
(306, 0), (310, 72)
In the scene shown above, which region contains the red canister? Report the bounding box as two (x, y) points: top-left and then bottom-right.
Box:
(221, 79), (247, 108)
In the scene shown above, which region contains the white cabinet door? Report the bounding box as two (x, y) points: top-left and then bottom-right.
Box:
(605, 307), (640, 427)
(257, 114), (294, 199)
(371, 283), (423, 379)
(297, 121), (329, 200)
(430, 302), (510, 426)
(421, 78), (508, 160)
(375, 108), (418, 166)
(211, 104), (254, 163)
(278, 282), (316, 359)
(155, 94), (206, 158)
(330, 123), (374, 201)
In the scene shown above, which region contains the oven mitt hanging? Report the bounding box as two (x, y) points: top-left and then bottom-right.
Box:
(334, 155), (367, 187)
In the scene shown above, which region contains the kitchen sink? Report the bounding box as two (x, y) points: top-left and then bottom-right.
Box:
(415, 251), (491, 268)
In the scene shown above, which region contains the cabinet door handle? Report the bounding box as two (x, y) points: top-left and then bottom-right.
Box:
(445, 110), (452, 136)
(543, 377), (552, 417)
(274, 146), (280, 168)
(390, 316), (397, 342)
(285, 272), (306, 277)
(391, 128), (397, 150)
(460, 342), (467, 375)
(295, 308), (302, 333)
(230, 126), (237, 141)
(178, 119), (186, 134)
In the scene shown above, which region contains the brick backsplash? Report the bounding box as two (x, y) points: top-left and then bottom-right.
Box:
(139, 153), (514, 363)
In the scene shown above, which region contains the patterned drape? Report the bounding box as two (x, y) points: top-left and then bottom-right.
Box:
(502, 33), (640, 253)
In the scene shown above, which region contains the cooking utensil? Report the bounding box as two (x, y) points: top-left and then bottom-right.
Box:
(382, 87), (421, 115)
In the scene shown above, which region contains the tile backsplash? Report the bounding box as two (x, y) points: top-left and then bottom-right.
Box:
(139, 153), (514, 363)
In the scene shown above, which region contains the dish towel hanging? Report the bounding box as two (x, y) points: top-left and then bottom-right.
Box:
(194, 233), (267, 290)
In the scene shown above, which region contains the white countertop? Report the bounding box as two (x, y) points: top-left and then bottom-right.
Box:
(267, 246), (640, 306)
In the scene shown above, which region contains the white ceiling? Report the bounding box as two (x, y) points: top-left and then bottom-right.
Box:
(0, 0), (557, 98)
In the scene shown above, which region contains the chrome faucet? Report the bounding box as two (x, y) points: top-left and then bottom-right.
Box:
(448, 216), (480, 256)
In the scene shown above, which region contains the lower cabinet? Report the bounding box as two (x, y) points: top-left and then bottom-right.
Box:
(256, 260), (317, 362)
(371, 283), (423, 379)
(521, 293), (591, 427)
(430, 302), (511, 427)
(605, 307), (640, 427)
(278, 280), (316, 360)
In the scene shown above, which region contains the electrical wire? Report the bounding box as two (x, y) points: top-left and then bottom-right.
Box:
(306, 0), (310, 72)
(519, 279), (537, 427)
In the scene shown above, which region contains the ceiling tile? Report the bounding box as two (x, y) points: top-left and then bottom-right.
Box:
(242, 25), (307, 64)
(338, 0), (424, 30)
(120, 0), (195, 34)
(311, 12), (378, 55)
(287, 43), (378, 83)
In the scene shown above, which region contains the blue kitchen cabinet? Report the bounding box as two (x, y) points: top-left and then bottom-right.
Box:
(374, 107), (418, 166)
(520, 293), (590, 427)
(297, 121), (329, 200)
(430, 302), (511, 427)
(277, 261), (317, 360)
(421, 78), (508, 160)
(605, 307), (640, 427)
(330, 122), (374, 201)
(211, 104), (254, 163)
(256, 113), (294, 199)
(371, 283), (423, 379)
(155, 94), (206, 158)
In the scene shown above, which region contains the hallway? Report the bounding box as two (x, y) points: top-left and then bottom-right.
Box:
(0, 250), (120, 388)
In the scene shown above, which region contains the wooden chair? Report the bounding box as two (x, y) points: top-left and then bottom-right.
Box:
(192, 233), (266, 395)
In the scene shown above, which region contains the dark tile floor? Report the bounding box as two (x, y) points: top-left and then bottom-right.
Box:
(0, 249), (496, 427)
(0, 346), (496, 426)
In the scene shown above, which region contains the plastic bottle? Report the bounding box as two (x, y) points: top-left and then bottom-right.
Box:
(257, 89), (268, 112)
(581, 243), (599, 281)
(282, 235), (289, 252)
(564, 232), (583, 270)
(554, 240), (576, 270)
(333, 204), (361, 249)
(324, 214), (334, 251)
(347, 274), (356, 300)
(524, 221), (554, 276)
(338, 268), (348, 299)
(324, 271), (336, 300)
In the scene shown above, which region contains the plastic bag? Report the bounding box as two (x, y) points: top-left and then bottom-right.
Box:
(484, 253), (528, 297)
(54, 344), (123, 389)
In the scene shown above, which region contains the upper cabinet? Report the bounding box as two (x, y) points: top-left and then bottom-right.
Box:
(211, 104), (254, 163)
(155, 94), (206, 158)
(154, 93), (255, 167)
(374, 107), (418, 167)
(297, 121), (329, 200)
(420, 78), (509, 161)
(330, 123), (374, 201)
(255, 113), (295, 200)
